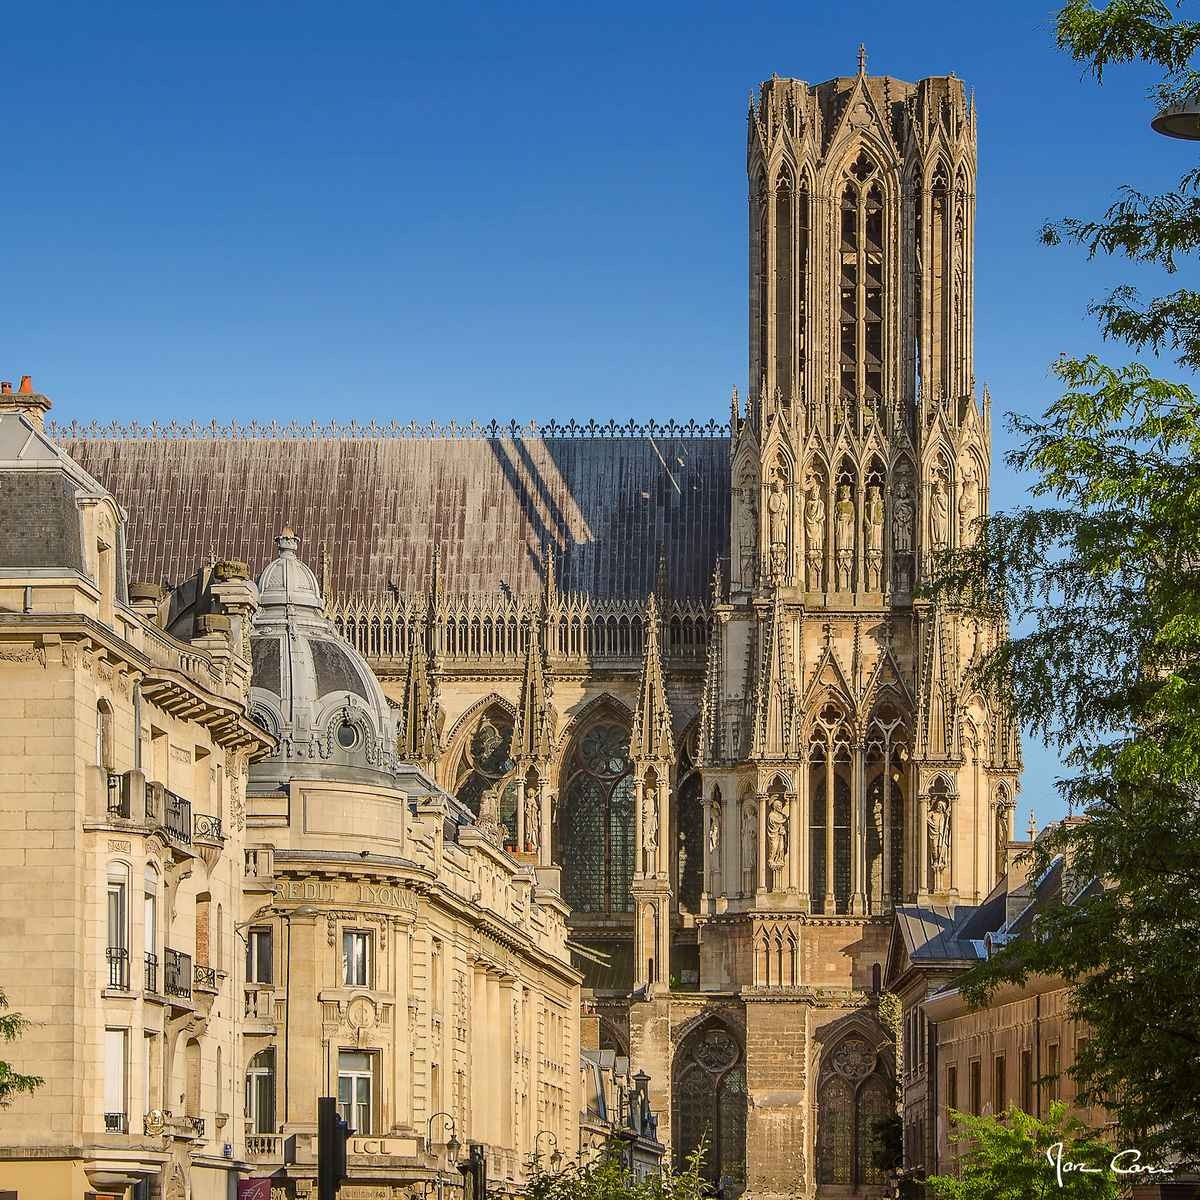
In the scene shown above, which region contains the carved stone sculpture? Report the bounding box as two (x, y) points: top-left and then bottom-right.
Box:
(958, 465), (980, 546)
(930, 474), (950, 550)
(766, 795), (788, 890)
(767, 476), (788, 579)
(835, 484), (855, 591)
(741, 802), (757, 895)
(927, 794), (951, 880)
(524, 785), (541, 854)
(865, 484), (884, 590)
(804, 481), (825, 591)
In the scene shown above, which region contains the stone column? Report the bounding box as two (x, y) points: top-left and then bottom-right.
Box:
(916, 784), (930, 901)
(539, 789), (553, 867)
(797, 758), (810, 910)
(850, 740), (867, 915)
(787, 788), (800, 894)
(499, 974), (515, 1152)
(634, 778), (645, 877)
(516, 777), (526, 854)
(487, 970), (502, 1145)
(283, 911), (322, 1132)
(656, 778), (670, 879)
(756, 792), (768, 894)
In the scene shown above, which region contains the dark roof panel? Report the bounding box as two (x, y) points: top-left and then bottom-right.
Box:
(63, 434), (730, 599)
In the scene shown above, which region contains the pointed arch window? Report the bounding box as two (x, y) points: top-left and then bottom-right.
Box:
(557, 719), (635, 914)
(676, 727), (703, 912)
(775, 170), (793, 396)
(839, 151), (886, 416)
(452, 705), (518, 844)
(672, 1021), (747, 1196)
(816, 1035), (893, 1187)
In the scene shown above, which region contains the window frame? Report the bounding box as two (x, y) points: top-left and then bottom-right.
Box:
(342, 928), (372, 989)
(247, 926), (274, 986)
(337, 1049), (375, 1135)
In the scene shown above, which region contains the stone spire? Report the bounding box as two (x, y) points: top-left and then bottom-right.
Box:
(750, 588), (797, 759)
(513, 618), (553, 761)
(399, 631), (441, 770)
(631, 593), (675, 763)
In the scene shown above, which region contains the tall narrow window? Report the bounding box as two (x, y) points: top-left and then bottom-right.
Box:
(993, 1053), (1006, 1112)
(838, 151), (887, 419)
(946, 1064), (958, 1111)
(143, 866), (158, 993)
(342, 930), (372, 988)
(756, 173), (768, 386)
(1020, 1047), (1034, 1113)
(106, 864), (129, 990)
(246, 1048), (276, 1134)
(775, 173), (792, 395)
(969, 1059), (982, 1115)
(104, 1028), (128, 1132)
(338, 1051), (374, 1135)
(1046, 1042), (1061, 1102)
(247, 927), (273, 985)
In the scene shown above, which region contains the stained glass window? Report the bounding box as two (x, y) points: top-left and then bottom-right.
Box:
(677, 733), (703, 912)
(833, 773), (851, 913)
(559, 721), (635, 914)
(858, 1075), (891, 1185)
(817, 1076), (854, 1184)
(671, 1022), (746, 1195)
(453, 708), (518, 844)
(809, 758), (826, 911)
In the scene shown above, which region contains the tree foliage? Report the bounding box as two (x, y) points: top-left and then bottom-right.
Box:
(525, 1144), (710, 1200)
(0, 986), (42, 1106)
(925, 0), (1200, 1171)
(927, 1104), (1117, 1200)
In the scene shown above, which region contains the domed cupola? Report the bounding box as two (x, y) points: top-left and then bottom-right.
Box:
(248, 529), (398, 790)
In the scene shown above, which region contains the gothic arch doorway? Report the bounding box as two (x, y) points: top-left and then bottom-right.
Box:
(672, 1019), (747, 1196)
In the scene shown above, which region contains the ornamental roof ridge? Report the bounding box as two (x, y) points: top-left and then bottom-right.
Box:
(49, 416), (732, 441)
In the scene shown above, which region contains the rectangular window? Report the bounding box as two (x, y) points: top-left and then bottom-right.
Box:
(969, 1059), (982, 1116)
(1021, 1048), (1034, 1113)
(1047, 1042), (1061, 1103)
(342, 930), (371, 988)
(104, 1028), (128, 1130)
(246, 1050), (276, 1134)
(337, 1050), (374, 1135)
(107, 871), (129, 990)
(993, 1053), (1006, 1113)
(247, 928), (273, 985)
(946, 1064), (958, 1111)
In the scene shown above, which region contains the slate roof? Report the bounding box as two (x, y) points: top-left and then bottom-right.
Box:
(892, 903), (987, 964)
(61, 433), (731, 599)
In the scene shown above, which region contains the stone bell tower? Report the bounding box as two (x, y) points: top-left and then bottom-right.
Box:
(682, 56), (1020, 1198)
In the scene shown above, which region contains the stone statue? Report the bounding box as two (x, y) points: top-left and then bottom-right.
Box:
(708, 805), (721, 889)
(767, 476), (788, 578)
(865, 485), (884, 590)
(930, 475), (950, 550)
(996, 800), (1013, 877)
(740, 802), (757, 896)
(766, 796), (788, 889)
(524, 785), (541, 854)
(643, 782), (660, 869)
(893, 476), (914, 554)
(958, 465), (980, 546)
(737, 479), (757, 586)
(804, 481), (825, 591)
(835, 484), (855, 591)
(927, 794), (951, 879)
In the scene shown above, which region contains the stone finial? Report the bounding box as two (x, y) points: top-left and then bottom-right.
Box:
(276, 527), (300, 556)
(858, 44), (867, 75)
(1027, 809), (1038, 840)
(0, 374), (52, 431)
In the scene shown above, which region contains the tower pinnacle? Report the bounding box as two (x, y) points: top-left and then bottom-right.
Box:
(858, 43), (867, 75)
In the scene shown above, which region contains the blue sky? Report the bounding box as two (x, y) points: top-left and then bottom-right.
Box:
(2, 0), (1186, 825)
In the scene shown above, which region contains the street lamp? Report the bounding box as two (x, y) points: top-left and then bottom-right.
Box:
(427, 1111), (460, 1163)
(533, 1129), (561, 1171)
(1152, 96), (1200, 140)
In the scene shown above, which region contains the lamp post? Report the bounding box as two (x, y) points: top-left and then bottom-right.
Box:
(1152, 96), (1200, 140)
(427, 1111), (460, 1200)
(533, 1129), (562, 1173)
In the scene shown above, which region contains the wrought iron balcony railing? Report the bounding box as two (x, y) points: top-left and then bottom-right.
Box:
(163, 790), (192, 845)
(194, 963), (217, 992)
(106, 772), (128, 818)
(164, 947), (192, 999)
(106, 946), (129, 990)
(104, 1112), (128, 1133)
(193, 812), (223, 842)
(144, 951), (158, 993)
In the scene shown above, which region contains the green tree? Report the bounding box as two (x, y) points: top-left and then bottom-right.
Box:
(928, 0), (1200, 1170)
(0, 986), (42, 1106)
(526, 1142), (710, 1200)
(927, 1104), (1116, 1200)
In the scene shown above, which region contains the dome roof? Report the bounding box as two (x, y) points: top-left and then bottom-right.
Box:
(248, 529), (398, 790)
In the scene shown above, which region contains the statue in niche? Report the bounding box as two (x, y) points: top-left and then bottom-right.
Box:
(804, 480), (825, 591)
(864, 485), (884, 591)
(524, 784), (541, 854)
(927, 793), (952, 882)
(767, 475), (789, 580)
(643, 781), (660, 872)
(766, 795), (788, 890)
(740, 802), (757, 895)
(959, 464), (980, 546)
(995, 799), (1014, 878)
(835, 484), (855, 591)
(930, 473), (950, 550)
(893, 472), (914, 553)
(736, 477), (758, 587)
(708, 804), (721, 889)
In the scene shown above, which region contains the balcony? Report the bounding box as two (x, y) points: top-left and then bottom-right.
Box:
(244, 984), (277, 1031)
(193, 812), (223, 843)
(190, 1116), (205, 1140)
(146, 786), (192, 847)
(164, 948), (192, 1001)
(104, 1112), (127, 1134)
(144, 952), (159, 994)
(106, 946), (129, 991)
(247, 1134), (282, 1158)
(194, 963), (217, 992)
(106, 773), (128, 819)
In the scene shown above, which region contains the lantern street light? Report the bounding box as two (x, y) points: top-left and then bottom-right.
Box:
(1152, 96), (1200, 140)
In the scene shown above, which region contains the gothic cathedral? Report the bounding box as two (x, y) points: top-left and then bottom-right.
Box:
(64, 59), (1019, 1200)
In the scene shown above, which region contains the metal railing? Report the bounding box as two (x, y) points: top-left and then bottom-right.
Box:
(163, 790), (192, 845)
(144, 951), (158, 993)
(106, 773), (128, 818)
(104, 1112), (127, 1133)
(194, 963), (217, 991)
(190, 1115), (205, 1139)
(193, 812), (223, 842)
(164, 948), (192, 999)
(106, 946), (129, 990)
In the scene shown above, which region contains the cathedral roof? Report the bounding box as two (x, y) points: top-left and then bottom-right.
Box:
(60, 427), (730, 600)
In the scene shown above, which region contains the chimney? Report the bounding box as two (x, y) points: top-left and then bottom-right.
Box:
(0, 374), (51, 431)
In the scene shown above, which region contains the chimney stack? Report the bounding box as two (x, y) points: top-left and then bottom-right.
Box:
(0, 374), (51, 431)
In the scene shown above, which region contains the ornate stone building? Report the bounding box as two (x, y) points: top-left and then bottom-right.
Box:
(59, 57), (1020, 1199)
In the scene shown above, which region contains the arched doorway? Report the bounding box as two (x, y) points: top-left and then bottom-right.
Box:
(672, 1020), (747, 1195)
